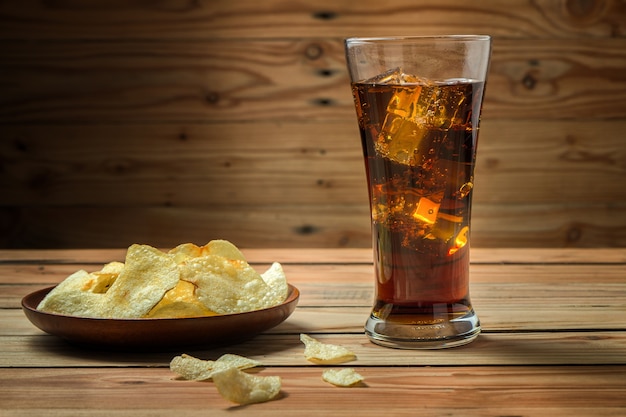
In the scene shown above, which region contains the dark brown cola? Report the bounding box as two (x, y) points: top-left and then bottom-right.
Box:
(352, 73), (484, 326)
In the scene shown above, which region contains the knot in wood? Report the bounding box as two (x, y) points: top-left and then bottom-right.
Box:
(294, 224), (319, 235)
(566, 224), (583, 243)
(312, 10), (337, 20)
(312, 98), (334, 106)
(305, 44), (323, 60)
(522, 73), (537, 90)
(205, 92), (220, 104)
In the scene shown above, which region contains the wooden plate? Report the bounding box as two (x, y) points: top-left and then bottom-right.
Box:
(22, 284), (299, 351)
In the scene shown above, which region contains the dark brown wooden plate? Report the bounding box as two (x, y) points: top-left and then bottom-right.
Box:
(22, 284), (299, 351)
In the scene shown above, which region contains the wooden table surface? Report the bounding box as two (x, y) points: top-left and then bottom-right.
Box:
(1, 247), (625, 416)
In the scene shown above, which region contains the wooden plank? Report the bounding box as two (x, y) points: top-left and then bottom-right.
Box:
(2, 119), (625, 206)
(0, 204), (372, 249)
(1, 247), (626, 265)
(4, 257), (625, 332)
(0, 122), (368, 206)
(1, 366), (626, 416)
(4, 261), (626, 289)
(0, 0), (623, 40)
(0, 260), (621, 289)
(1, 332), (625, 367)
(5, 286), (626, 334)
(1, 39), (626, 123)
(2, 202), (626, 249)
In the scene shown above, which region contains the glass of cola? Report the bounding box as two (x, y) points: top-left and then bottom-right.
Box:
(345, 36), (491, 349)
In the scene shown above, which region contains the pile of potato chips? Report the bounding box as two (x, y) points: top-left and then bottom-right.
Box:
(37, 240), (288, 319)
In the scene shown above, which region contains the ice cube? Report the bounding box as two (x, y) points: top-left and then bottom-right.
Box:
(366, 67), (403, 84)
(376, 83), (433, 166)
(412, 197), (440, 225)
(363, 67), (430, 85)
(425, 211), (463, 243)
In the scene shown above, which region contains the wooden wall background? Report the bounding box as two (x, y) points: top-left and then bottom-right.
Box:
(1, 0), (625, 249)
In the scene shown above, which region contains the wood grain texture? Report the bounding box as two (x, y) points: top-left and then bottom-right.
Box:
(1, 39), (626, 122)
(1, 367), (625, 416)
(2, 202), (626, 248)
(2, 120), (625, 205)
(2, 247), (626, 264)
(1, 331), (625, 367)
(0, 0), (624, 39)
(1, 0), (625, 249)
(0, 247), (625, 415)
(2, 117), (625, 248)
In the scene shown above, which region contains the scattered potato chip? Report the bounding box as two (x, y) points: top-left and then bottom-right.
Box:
(214, 354), (263, 374)
(300, 334), (357, 364)
(321, 368), (364, 387)
(170, 353), (262, 381)
(170, 354), (217, 381)
(212, 367), (281, 405)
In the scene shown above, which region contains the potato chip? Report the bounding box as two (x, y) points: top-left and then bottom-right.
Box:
(260, 262), (288, 303)
(37, 270), (108, 317)
(202, 239), (247, 261)
(168, 243), (204, 264)
(180, 255), (282, 314)
(170, 353), (262, 381)
(36, 288), (108, 317)
(145, 280), (216, 318)
(99, 261), (125, 275)
(321, 368), (364, 387)
(300, 334), (357, 364)
(170, 354), (216, 381)
(80, 262), (125, 293)
(103, 244), (180, 318)
(213, 354), (263, 374)
(212, 367), (281, 405)
(40, 269), (93, 297)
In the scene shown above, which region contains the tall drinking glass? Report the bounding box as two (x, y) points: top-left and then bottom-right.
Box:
(345, 36), (491, 349)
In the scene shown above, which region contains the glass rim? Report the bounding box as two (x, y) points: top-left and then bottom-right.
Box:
(345, 35), (491, 44)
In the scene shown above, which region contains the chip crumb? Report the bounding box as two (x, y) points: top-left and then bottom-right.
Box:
(300, 334), (357, 364)
(321, 368), (364, 387)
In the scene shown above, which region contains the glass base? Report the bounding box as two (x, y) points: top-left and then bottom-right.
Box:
(364, 308), (480, 349)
